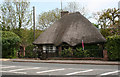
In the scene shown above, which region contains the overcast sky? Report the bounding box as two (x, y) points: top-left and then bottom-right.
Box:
(29, 0), (120, 23)
(0, 0), (120, 23)
(29, 0), (119, 13)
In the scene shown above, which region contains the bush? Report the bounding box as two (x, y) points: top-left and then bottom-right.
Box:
(61, 47), (73, 57)
(1, 31), (20, 58)
(61, 47), (90, 58)
(74, 48), (90, 58)
(105, 35), (120, 61)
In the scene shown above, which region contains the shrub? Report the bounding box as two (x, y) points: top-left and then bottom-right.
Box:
(1, 31), (20, 58)
(105, 35), (120, 61)
(74, 48), (90, 58)
(61, 47), (90, 58)
(61, 47), (73, 57)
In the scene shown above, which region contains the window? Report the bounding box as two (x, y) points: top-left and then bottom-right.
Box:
(43, 45), (56, 53)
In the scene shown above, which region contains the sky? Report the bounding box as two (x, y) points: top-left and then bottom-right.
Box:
(29, 0), (120, 23)
(0, 0), (120, 23)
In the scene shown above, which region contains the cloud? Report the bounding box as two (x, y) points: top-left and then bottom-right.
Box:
(86, 0), (119, 12)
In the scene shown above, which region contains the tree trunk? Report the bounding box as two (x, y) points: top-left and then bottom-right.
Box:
(23, 46), (26, 57)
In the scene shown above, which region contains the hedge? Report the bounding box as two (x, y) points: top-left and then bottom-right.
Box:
(60, 45), (102, 58)
(1, 31), (20, 58)
(105, 35), (120, 61)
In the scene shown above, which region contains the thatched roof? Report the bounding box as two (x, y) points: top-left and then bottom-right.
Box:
(33, 12), (106, 46)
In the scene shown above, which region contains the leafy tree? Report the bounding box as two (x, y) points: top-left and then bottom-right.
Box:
(0, 0), (32, 30)
(13, 0), (32, 30)
(105, 35), (120, 60)
(1, 0), (33, 57)
(37, 8), (61, 30)
(93, 8), (119, 29)
(24, 29), (42, 58)
(14, 28), (42, 57)
(2, 31), (20, 58)
(100, 28), (119, 38)
(0, 1), (16, 30)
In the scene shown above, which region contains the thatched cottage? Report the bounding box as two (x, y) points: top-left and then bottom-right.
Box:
(33, 11), (106, 59)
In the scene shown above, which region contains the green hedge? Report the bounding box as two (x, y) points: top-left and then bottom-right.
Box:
(2, 31), (20, 58)
(60, 46), (102, 58)
(74, 48), (90, 57)
(105, 35), (120, 61)
(61, 48), (73, 57)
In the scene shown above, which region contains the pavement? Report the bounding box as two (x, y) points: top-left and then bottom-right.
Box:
(1, 58), (120, 65)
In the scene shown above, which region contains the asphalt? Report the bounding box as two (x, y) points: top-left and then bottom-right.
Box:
(1, 58), (120, 65)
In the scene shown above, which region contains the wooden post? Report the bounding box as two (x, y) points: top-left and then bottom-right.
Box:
(103, 50), (108, 61)
(23, 46), (25, 57)
(59, 46), (62, 56)
(118, 1), (120, 35)
(33, 6), (35, 41)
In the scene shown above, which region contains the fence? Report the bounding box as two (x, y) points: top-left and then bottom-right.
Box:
(42, 49), (103, 59)
(19, 48), (103, 60)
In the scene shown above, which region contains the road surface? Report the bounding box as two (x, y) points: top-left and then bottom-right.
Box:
(1, 60), (120, 77)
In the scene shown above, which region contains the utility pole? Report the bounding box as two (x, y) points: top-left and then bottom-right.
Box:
(33, 6), (35, 41)
(61, 0), (62, 11)
(118, 1), (120, 35)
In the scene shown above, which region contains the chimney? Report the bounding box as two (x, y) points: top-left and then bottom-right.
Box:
(61, 11), (69, 17)
(76, 12), (80, 14)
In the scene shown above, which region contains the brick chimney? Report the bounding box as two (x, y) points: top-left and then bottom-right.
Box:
(61, 11), (69, 17)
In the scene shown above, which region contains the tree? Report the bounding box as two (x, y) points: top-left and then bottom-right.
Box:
(0, 1), (16, 30)
(93, 8), (119, 29)
(2, 31), (20, 58)
(0, 0), (32, 30)
(13, 0), (32, 30)
(106, 35), (120, 60)
(1, 0), (32, 57)
(64, 2), (88, 17)
(15, 28), (42, 57)
(37, 8), (61, 30)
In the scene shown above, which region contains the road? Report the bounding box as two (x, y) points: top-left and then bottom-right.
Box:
(1, 60), (120, 77)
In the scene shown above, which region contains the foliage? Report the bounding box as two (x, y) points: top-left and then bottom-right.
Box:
(105, 35), (120, 60)
(74, 48), (90, 58)
(93, 23), (99, 28)
(61, 47), (73, 57)
(20, 29), (33, 47)
(2, 31), (20, 58)
(100, 28), (119, 38)
(0, 0), (32, 30)
(12, 28), (42, 57)
(60, 45), (103, 58)
(0, 1), (15, 30)
(38, 8), (61, 30)
(93, 8), (119, 29)
(25, 45), (38, 58)
(61, 47), (90, 58)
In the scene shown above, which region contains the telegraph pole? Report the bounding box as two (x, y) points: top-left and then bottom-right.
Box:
(61, 0), (62, 11)
(33, 6), (35, 41)
(118, 1), (120, 35)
